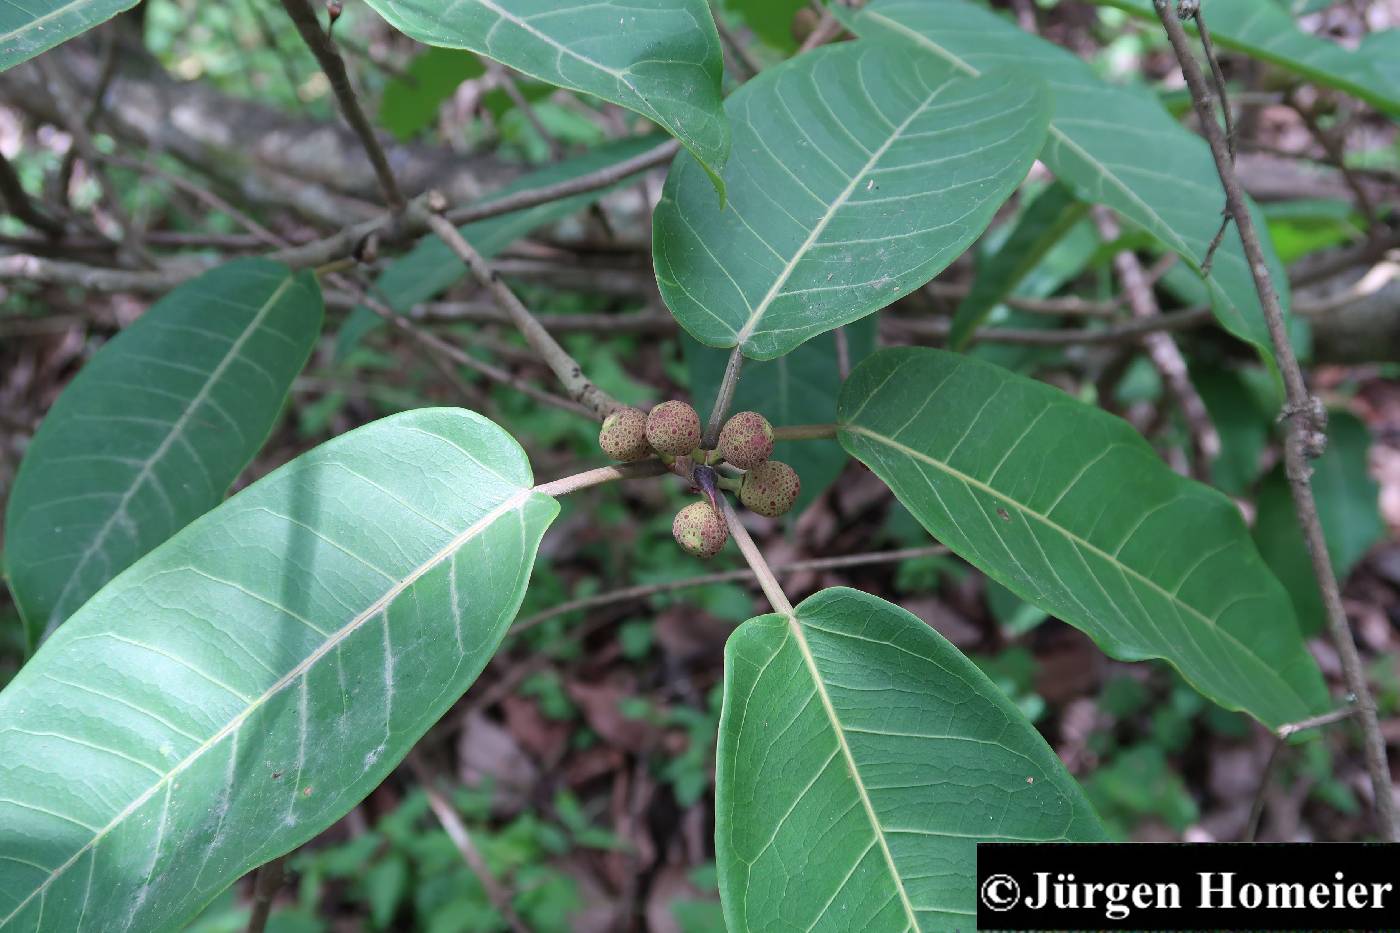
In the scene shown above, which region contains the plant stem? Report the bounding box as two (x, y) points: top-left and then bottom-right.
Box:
(702, 346), (745, 449)
(1154, 0), (1396, 841)
(719, 495), (793, 615)
(245, 857), (286, 933)
(773, 423), (838, 441)
(279, 0), (404, 211)
(1277, 705), (1360, 738)
(410, 757), (528, 933)
(533, 460), (668, 497)
(510, 545), (948, 635)
(425, 205), (623, 420)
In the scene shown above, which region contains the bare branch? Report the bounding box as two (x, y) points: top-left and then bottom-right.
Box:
(425, 199), (623, 419)
(1154, 0), (1396, 841)
(0, 151), (64, 237)
(511, 545), (948, 635)
(279, 0), (405, 211)
(702, 347), (745, 450)
(532, 459), (669, 497)
(720, 495), (792, 615)
(886, 306), (1213, 345)
(1094, 207), (1219, 478)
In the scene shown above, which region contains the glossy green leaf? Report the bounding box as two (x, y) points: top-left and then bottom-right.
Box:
(719, 0), (805, 52)
(380, 47), (485, 140)
(1193, 365), (1270, 496)
(1095, 0), (1400, 116)
(845, 0), (1291, 363)
(948, 182), (1087, 351)
(0, 0), (136, 72)
(4, 259), (323, 651)
(837, 347), (1329, 728)
(655, 40), (1049, 360)
(1254, 411), (1384, 635)
(361, 0), (729, 191)
(717, 587), (1104, 930)
(684, 318), (875, 514)
(0, 409), (559, 931)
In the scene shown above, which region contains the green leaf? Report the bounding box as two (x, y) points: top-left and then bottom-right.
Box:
(716, 587), (1104, 930)
(837, 347), (1328, 728)
(1192, 365), (1271, 496)
(4, 259), (323, 651)
(719, 0), (806, 52)
(683, 317), (876, 513)
(654, 40), (1049, 360)
(948, 182), (1087, 351)
(0, 409), (559, 931)
(380, 48), (486, 140)
(0, 0), (137, 72)
(845, 0), (1291, 364)
(1253, 410), (1384, 635)
(1095, 0), (1400, 116)
(360, 0), (729, 192)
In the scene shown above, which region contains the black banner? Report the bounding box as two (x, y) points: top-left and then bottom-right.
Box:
(976, 842), (1398, 930)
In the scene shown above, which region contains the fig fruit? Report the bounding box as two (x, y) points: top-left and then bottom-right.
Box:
(598, 407), (652, 461)
(739, 460), (800, 517)
(672, 501), (728, 557)
(717, 411), (774, 470)
(646, 400), (701, 457)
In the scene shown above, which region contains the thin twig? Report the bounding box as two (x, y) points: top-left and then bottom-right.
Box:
(424, 198), (622, 419)
(37, 55), (153, 266)
(410, 757), (528, 933)
(713, 13), (761, 81)
(354, 285), (592, 418)
(887, 306), (1213, 346)
(0, 151), (63, 237)
(1277, 705), (1360, 739)
(1244, 739), (1284, 842)
(702, 346), (745, 449)
(1289, 92), (1378, 229)
(510, 545), (949, 635)
(834, 327), (851, 380)
(55, 23), (118, 207)
(533, 460), (669, 497)
(246, 856), (286, 933)
(1094, 207), (1219, 478)
(496, 67), (563, 161)
(719, 496), (792, 614)
(1182, 4), (1235, 276)
(1154, 0), (1396, 842)
(773, 423), (838, 442)
(279, 0), (404, 211)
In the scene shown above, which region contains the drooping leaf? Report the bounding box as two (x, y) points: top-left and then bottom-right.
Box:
(336, 135), (662, 359)
(4, 259), (323, 651)
(654, 40), (1049, 360)
(1254, 411), (1384, 635)
(948, 182), (1087, 351)
(380, 47), (485, 140)
(0, 0), (136, 73)
(0, 409), (559, 932)
(1095, 0), (1400, 117)
(717, 587), (1104, 931)
(837, 347), (1328, 728)
(684, 318), (876, 513)
(844, 0), (1291, 364)
(360, 0), (729, 192)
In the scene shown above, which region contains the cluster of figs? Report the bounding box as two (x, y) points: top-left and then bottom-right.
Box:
(598, 401), (800, 558)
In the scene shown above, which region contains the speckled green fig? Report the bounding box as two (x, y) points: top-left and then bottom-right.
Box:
(717, 411), (774, 470)
(739, 460), (800, 518)
(598, 407), (651, 461)
(672, 501), (728, 557)
(646, 400), (701, 457)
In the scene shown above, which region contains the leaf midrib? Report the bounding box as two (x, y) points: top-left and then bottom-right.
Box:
(0, 488), (534, 926)
(858, 7), (1202, 271)
(40, 274), (298, 639)
(733, 62), (956, 348)
(785, 612), (921, 930)
(841, 422), (1313, 715)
